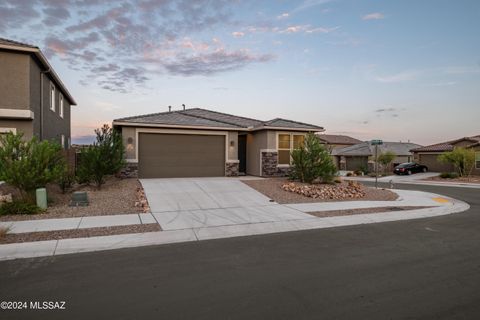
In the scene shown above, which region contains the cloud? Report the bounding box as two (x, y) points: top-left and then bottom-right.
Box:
(277, 13), (289, 19)
(374, 70), (419, 83)
(292, 0), (333, 14)
(362, 12), (385, 20)
(232, 31), (245, 38)
(375, 107), (397, 113)
(162, 49), (274, 76)
(279, 25), (339, 34)
(0, 0), (275, 93)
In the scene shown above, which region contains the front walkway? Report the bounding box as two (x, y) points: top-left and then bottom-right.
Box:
(0, 178), (470, 261)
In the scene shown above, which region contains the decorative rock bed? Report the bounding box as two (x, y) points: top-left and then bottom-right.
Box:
(135, 185), (150, 213)
(281, 180), (366, 200)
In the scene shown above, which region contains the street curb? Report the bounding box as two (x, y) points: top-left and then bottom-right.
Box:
(0, 193), (470, 261)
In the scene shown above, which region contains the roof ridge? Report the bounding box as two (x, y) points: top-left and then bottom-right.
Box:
(266, 117), (323, 129)
(180, 109), (247, 128)
(0, 37), (37, 48)
(115, 108), (187, 121)
(191, 108), (264, 124)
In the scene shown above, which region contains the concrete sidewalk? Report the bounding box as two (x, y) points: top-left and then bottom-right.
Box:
(0, 189), (470, 261)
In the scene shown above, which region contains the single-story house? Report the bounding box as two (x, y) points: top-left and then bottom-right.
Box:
(410, 135), (480, 174)
(332, 141), (422, 172)
(112, 108), (324, 178)
(316, 134), (363, 150)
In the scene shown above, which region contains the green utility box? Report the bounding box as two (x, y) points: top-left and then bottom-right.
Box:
(70, 191), (89, 207)
(36, 188), (48, 210)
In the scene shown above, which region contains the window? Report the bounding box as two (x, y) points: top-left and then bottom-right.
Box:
(61, 135), (65, 149)
(476, 152), (480, 169)
(50, 84), (56, 111)
(277, 133), (306, 165)
(59, 94), (64, 118)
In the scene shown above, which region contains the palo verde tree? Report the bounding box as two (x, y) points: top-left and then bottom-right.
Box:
(438, 147), (475, 177)
(290, 133), (337, 183)
(76, 124), (125, 189)
(0, 132), (66, 203)
(377, 151), (396, 174)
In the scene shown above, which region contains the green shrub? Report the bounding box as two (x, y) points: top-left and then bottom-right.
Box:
(290, 133), (337, 184)
(57, 166), (76, 194)
(76, 124), (125, 189)
(377, 151), (396, 174)
(439, 172), (459, 179)
(438, 148), (475, 177)
(0, 132), (66, 203)
(0, 201), (44, 215)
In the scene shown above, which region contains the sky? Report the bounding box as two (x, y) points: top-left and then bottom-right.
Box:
(1, 0), (479, 145)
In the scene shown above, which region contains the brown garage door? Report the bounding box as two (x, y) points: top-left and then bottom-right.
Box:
(138, 133), (225, 178)
(418, 154), (454, 172)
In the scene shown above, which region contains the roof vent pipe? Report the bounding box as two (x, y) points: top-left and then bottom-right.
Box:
(168, 106), (172, 112)
(182, 104), (185, 110)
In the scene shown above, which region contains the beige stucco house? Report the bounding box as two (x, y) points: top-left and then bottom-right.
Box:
(113, 108), (324, 178)
(411, 135), (480, 174)
(0, 38), (76, 148)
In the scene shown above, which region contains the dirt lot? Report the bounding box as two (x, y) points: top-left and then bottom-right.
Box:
(242, 178), (398, 204)
(0, 177), (148, 221)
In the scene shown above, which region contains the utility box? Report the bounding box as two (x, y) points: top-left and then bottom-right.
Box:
(36, 188), (48, 210)
(70, 191), (89, 207)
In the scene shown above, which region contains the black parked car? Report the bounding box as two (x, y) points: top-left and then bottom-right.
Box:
(393, 162), (428, 175)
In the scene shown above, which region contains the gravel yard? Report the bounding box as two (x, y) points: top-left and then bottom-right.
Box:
(0, 177), (148, 221)
(425, 176), (480, 184)
(242, 178), (398, 204)
(0, 223), (161, 244)
(307, 206), (432, 218)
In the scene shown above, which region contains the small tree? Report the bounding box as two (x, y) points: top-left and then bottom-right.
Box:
(76, 124), (125, 188)
(438, 147), (475, 177)
(290, 133), (337, 183)
(0, 132), (65, 203)
(377, 151), (396, 174)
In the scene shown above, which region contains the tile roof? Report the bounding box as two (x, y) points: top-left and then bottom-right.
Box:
(114, 108), (324, 131)
(262, 118), (324, 130)
(332, 141), (422, 156)
(316, 134), (362, 145)
(410, 135), (480, 152)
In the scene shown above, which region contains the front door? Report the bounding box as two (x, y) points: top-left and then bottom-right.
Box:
(238, 135), (247, 174)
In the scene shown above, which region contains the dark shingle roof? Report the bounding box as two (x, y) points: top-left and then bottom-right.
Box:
(410, 135), (480, 152)
(316, 134), (362, 145)
(114, 108), (324, 131)
(332, 141), (422, 156)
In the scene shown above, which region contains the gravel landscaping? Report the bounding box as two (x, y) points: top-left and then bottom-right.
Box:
(0, 223), (161, 244)
(307, 206), (433, 218)
(424, 176), (480, 184)
(0, 177), (149, 221)
(243, 178), (398, 204)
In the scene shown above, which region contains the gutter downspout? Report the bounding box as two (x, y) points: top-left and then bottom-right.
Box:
(40, 67), (51, 140)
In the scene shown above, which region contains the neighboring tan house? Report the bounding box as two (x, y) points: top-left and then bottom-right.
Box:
(112, 108), (324, 178)
(410, 135), (480, 174)
(0, 38), (76, 148)
(332, 141), (422, 172)
(316, 134), (362, 150)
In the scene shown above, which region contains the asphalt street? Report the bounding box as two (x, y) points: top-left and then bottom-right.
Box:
(0, 183), (479, 320)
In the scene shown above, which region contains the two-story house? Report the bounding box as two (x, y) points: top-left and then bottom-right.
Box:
(0, 38), (76, 148)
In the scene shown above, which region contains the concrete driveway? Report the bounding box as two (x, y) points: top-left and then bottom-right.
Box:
(140, 178), (312, 230)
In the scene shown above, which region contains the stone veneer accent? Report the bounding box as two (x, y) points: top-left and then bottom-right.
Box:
(225, 161), (239, 177)
(261, 151), (291, 177)
(119, 162), (139, 178)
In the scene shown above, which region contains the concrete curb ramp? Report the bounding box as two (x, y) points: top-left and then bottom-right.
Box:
(0, 191), (470, 261)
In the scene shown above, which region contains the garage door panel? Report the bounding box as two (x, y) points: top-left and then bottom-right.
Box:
(139, 133), (225, 178)
(419, 154), (454, 172)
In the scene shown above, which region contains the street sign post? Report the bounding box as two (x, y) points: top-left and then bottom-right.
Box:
(371, 139), (383, 188)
